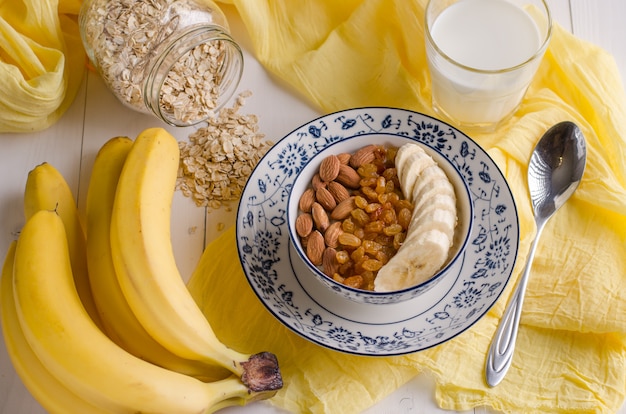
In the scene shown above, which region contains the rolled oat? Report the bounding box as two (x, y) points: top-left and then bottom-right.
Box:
(176, 91), (273, 208)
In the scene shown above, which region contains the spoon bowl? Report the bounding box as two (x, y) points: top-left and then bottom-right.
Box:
(529, 121), (587, 220)
(485, 121), (586, 387)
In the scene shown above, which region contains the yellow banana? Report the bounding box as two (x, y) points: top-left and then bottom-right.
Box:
(110, 127), (282, 387)
(23, 162), (103, 330)
(13, 209), (277, 413)
(1, 241), (109, 414)
(86, 136), (229, 381)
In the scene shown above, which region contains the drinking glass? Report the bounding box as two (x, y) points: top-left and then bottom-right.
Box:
(425, 0), (552, 132)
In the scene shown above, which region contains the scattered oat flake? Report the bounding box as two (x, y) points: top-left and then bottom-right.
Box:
(176, 90), (273, 208)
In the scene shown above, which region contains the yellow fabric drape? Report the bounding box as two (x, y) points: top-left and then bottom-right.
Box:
(0, 0), (84, 132)
(189, 1), (626, 413)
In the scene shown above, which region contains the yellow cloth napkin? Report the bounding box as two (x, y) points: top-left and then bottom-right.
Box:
(190, 1), (626, 413)
(0, 0), (84, 132)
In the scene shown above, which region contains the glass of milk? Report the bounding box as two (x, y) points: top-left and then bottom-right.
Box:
(425, 0), (552, 132)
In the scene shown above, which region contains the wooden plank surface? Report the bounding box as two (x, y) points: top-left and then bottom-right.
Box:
(1, 1), (624, 413)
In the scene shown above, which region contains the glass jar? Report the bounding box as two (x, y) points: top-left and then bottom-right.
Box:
(79, 0), (243, 127)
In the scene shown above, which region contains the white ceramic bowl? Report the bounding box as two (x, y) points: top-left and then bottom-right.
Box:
(287, 133), (473, 305)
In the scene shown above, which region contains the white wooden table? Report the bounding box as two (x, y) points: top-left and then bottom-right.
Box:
(1, 1), (625, 413)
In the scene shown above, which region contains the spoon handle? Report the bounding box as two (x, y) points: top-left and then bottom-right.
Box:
(485, 225), (544, 387)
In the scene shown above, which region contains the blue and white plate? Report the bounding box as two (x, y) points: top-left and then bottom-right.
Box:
(236, 107), (519, 356)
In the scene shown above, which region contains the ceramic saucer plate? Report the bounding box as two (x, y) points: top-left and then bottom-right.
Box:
(236, 107), (519, 356)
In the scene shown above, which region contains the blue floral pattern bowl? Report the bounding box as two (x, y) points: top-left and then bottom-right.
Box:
(236, 107), (519, 355)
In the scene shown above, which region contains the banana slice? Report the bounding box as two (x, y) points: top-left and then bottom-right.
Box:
(374, 143), (458, 292)
(411, 163), (456, 207)
(413, 191), (456, 215)
(407, 203), (457, 242)
(374, 229), (451, 291)
(395, 144), (435, 198)
(393, 142), (420, 175)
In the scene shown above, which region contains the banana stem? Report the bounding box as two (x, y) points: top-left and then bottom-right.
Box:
(240, 352), (283, 393)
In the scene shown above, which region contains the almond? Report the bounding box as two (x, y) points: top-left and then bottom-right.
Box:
(324, 221), (343, 248)
(349, 144), (379, 168)
(327, 181), (350, 203)
(318, 155), (341, 182)
(322, 247), (339, 277)
(312, 173), (326, 191)
(306, 230), (325, 266)
(330, 196), (356, 220)
(335, 164), (361, 189)
(300, 233), (309, 248)
(295, 213), (313, 238)
(298, 188), (315, 213)
(311, 202), (330, 231)
(337, 153), (351, 165)
(316, 186), (337, 211)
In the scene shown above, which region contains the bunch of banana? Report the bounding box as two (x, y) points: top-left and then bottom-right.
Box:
(374, 143), (458, 292)
(109, 128), (266, 379)
(1, 128), (283, 413)
(86, 136), (229, 381)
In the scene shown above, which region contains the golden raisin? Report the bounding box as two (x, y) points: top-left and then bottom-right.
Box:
(375, 250), (389, 264)
(354, 195), (368, 209)
(380, 208), (396, 225)
(353, 227), (365, 240)
(384, 180), (395, 193)
(336, 250), (350, 264)
(360, 177), (377, 188)
(361, 270), (375, 285)
(358, 164), (378, 178)
(395, 199), (413, 211)
(342, 217), (356, 233)
(338, 232), (361, 247)
(350, 246), (365, 263)
(398, 208), (412, 229)
(364, 220), (384, 234)
(393, 233), (406, 250)
(362, 259), (383, 272)
(362, 239), (383, 255)
(344, 275), (364, 289)
(375, 176), (386, 194)
(351, 208), (370, 226)
(332, 273), (345, 283)
(361, 186), (379, 201)
(383, 223), (403, 236)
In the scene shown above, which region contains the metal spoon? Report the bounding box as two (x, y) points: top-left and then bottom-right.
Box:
(485, 121), (587, 387)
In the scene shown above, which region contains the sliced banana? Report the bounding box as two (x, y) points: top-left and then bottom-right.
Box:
(406, 203), (457, 242)
(395, 145), (435, 197)
(374, 143), (458, 292)
(374, 229), (451, 292)
(411, 163), (456, 207)
(393, 142), (420, 176)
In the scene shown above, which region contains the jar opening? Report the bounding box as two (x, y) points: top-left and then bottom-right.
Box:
(145, 27), (244, 127)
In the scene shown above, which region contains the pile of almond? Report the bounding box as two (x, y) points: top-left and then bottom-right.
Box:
(295, 144), (414, 291)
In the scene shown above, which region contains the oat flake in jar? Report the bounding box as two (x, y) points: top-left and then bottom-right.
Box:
(79, 0), (243, 126)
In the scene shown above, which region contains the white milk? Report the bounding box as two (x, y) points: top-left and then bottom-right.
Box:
(426, 0), (546, 128)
